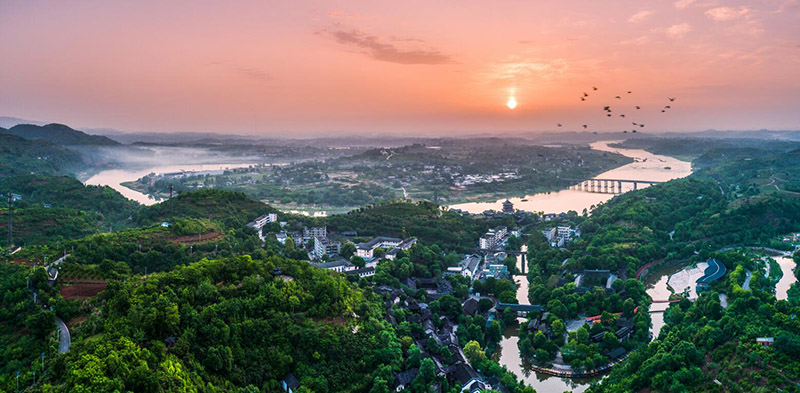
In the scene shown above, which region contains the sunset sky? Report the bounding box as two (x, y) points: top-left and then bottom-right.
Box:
(1, 0), (799, 135)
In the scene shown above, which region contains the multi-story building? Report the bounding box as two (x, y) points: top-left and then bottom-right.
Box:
(247, 213), (279, 241)
(313, 236), (341, 259)
(303, 226), (327, 240)
(479, 227), (507, 250)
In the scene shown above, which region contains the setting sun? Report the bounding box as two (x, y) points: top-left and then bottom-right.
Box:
(506, 97), (517, 110)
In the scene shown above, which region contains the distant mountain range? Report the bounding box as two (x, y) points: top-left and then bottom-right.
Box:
(2, 123), (120, 146)
(0, 116), (46, 128)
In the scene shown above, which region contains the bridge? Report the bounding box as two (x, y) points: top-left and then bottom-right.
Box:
(496, 303), (544, 317)
(562, 178), (663, 194)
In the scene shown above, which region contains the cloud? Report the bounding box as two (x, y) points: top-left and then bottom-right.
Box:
(320, 27), (454, 65)
(628, 10), (654, 23)
(705, 6), (750, 21)
(666, 23), (692, 38)
(674, 0), (695, 9)
(620, 36), (650, 46)
(486, 57), (570, 84)
(236, 67), (271, 81)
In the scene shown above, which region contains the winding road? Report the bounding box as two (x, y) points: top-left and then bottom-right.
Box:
(55, 316), (70, 353)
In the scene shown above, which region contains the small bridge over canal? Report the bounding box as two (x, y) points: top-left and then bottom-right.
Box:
(496, 302), (544, 317)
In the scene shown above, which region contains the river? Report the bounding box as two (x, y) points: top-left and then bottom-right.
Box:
(775, 255), (798, 300)
(84, 163), (259, 205)
(489, 141), (692, 393)
(450, 141), (692, 214)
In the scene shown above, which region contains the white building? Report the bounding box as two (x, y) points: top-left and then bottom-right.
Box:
(384, 238), (418, 260)
(479, 227), (507, 250)
(313, 236), (341, 259)
(316, 259), (355, 273)
(276, 231), (289, 245)
(247, 213), (278, 241)
(303, 226), (327, 240)
(446, 255), (482, 280)
(356, 236), (403, 258)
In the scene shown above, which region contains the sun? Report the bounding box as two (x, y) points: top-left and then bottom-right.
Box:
(506, 96), (518, 109)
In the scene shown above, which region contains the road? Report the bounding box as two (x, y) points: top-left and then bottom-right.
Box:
(55, 316), (71, 353)
(742, 270), (752, 290)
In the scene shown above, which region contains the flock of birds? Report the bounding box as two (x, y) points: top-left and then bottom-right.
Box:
(556, 86), (677, 134)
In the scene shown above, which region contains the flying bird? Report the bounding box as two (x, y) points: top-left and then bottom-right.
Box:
(632, 122), (638, 126)
(664, 105), (671, 109)
(623, 130), (628, 133)
(668, 97), (676, 101)
(584, 92), (589, 97)
(661, 109), (666, 113)
(619, 114), (625, 118)
(607, 114), (612, 117)
(632, 130), (637, 133)
(593, 86), (598, 90)
(582, 125), (588, 129)
(557, 123), (562, 127)
(635, 106), (641, 110)
(627, 91), (632, 94)
(615, 96), (622, 99)
(581, 97), (586, 101)
(640, 124), (645, 127)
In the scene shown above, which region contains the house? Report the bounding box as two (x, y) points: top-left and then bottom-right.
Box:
(356, 237), (403, 258)
(316, 259), (355, 273)
(462, 297), (480, 316)
(313, 236), (341, 259)
(608, 347), (626, 360)
(446, 255), (481, 280)
(384, 238), (417, 260)
(448, 362), (486, 393)
(756, 337), (774, 347)
(345, 266), (376, 278)
(303, 226), (327, 240)
(393, 368), (420, 391)
(281, 374), (300, 393)
(276, 231), (289, 244)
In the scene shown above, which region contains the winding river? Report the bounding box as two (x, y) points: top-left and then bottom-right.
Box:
(486, 141), (692, 393)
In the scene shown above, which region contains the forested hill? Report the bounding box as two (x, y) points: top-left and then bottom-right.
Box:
(7, 123), (120, 146)
(0, 133), (85, 177)
(41, 255), (408, 392)
(136, 189), (279, 228)
(321, 200), (505, 252)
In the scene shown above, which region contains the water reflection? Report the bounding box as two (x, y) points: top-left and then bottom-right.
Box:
(449, 141), (692, 214)
(775, 255), (798, 300)
(84, 163), (258, 205)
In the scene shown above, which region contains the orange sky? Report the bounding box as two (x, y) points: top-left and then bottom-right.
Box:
(1, 0), (799, 135)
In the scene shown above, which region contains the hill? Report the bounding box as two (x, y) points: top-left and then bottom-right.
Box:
(321, 200), (505, 252)
(0, 175), (140, 246)
(137, 189), (278, 229)
(7, 123), (120, 146)
(0, 133), (85, 176)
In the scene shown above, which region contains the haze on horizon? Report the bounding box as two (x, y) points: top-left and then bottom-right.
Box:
(1, 0), (799, 136)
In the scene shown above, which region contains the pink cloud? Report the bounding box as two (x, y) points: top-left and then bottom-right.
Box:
(705, 6), (750, 21)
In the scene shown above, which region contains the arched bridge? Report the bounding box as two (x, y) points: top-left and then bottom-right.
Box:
(562, 178), (663, 194)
